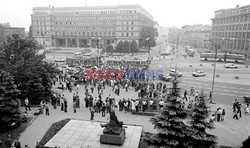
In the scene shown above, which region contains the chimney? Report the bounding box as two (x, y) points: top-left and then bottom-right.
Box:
(236, 5), (239, 8)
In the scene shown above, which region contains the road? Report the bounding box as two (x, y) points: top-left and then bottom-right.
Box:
(149, 43), (250, 106)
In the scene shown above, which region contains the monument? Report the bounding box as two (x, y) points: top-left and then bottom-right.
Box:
(100, 110), (126, 145)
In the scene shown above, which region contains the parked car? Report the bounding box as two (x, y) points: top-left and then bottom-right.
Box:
(169, 69), (182, 77)
(224, 63), (238, 68)
(243, 95), (250, 103)
(192, 70), (206, 77)
(55, 58), (65, 62)
(158, 74), (172, 81)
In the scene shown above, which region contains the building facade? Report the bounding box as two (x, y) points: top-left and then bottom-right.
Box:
(180, 24), (211, 49)
(31, 5), (154, 48)
(0, 23), (25, 43)
(211, 5), (250, 57)
(155, 23), (169, 44)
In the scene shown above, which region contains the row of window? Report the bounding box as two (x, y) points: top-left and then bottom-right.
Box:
(215, 7), (250, 18)
(32, 15), (140, 22)
(212, 31), (250, 39)
(213, 23), (250, 31)
(35, 31), (139, 37)
(51, 10), (137, 15)
(213, 14), (250, 25)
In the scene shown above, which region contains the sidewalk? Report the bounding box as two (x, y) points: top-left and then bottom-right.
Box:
(19, 83), (250, 147)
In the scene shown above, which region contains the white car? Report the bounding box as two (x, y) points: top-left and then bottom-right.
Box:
(192, 70), (206, 77)
(169, 69), (182, 77)
(55, 58), (65, 62)
(224, 63), (238, 68)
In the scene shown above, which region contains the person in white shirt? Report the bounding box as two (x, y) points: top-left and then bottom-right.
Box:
(131, 100), (136, 112)
(149, 99), (154, 112)
(25, 98), (31, 111)
(244, 104), (250, 115)
(159, 99), (165, 109)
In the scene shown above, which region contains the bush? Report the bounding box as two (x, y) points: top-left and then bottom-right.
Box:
(235, 76), (239, 79)
(242, 136), (250, 148)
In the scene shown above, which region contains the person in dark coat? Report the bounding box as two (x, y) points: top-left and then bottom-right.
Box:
(64, 98), (68, 112)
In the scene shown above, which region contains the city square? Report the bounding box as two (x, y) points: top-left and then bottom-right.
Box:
(1, 1), (250, 148)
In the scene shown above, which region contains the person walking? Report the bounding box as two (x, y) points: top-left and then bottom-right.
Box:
(90, 108), (94, 120)
(73, 101), (76, 113)
(40, 100), (44, 114)
(45, 103), (50, 115)
(61, 95), (64, 111)
(221, 109), (225, 121)
(25, 98), (31, 111)
(101, 103), (106, 117)
(64, 98), (68, 112)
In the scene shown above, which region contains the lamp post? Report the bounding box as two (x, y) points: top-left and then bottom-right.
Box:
(207, 39), (218, 104)
(145, 37), (150, 61)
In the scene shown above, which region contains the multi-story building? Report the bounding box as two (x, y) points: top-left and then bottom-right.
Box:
(211, 5), (250, 57)
(0, 23), (25, 43)
(180, 24), (211, 48)
(31, 5), (154, 48)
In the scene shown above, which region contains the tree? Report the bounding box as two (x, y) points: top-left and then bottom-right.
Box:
(0, 70), (21, 131)
(188, 91), (216, 147)
(242, 136), (250, 148)
(143, 77), (190, 147)
(0, 34), (58, 105)
(106, 44), (114, 53)
(130, 40), (139, 53)
(115, 40), (124, 53)
(139, 26), (158, 48)
(123, 41), (130, 53)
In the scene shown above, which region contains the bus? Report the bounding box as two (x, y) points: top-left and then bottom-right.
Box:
(200, 53), (245, 62)
(185, 46), (196, 57)
(105, 58), (151, 68)
(66, 57), (102, 67)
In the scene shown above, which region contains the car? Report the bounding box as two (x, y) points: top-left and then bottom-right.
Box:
(55, 58), (65, 62)
(169, 69), (182, 77)
(192, 70), (206, 77)
(244, 95), (250, 103)
(158, 74), (172, 81)
(224, 63), (238, 68)
(74, 52), (82, 55)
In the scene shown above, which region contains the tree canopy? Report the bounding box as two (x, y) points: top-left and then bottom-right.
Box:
(0, 34), (58, 105)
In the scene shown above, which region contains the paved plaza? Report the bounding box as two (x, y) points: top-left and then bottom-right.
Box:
(18, 80), (250, 148)
(45, 119), (142, 148)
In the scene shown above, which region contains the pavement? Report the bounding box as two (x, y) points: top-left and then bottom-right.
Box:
(18, 81), (250, 148)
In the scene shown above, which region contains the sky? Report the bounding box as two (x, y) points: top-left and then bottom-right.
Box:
(0, 0), (250, 31)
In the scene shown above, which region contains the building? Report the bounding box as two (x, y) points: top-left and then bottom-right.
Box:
(31, 5), (154, 48)
(0, 23), (25, 43)
(168, 27), (181, 44)
(155, 23), (169, 44)
(180, 24), (211, 48)
(211, 5), (250, 57)
(4, 27), (25, 38)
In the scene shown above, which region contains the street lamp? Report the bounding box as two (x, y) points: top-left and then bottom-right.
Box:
(145, 37), (150, 61)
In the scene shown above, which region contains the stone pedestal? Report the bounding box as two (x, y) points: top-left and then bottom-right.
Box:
(100, 128), (126, 145)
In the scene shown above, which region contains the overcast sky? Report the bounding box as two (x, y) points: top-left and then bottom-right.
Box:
(0, 0), (249, 31)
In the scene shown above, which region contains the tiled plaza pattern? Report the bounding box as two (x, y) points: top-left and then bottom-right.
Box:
(45, 120), (142, 148)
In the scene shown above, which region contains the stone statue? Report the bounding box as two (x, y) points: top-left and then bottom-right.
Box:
(101, 110), (124, 135)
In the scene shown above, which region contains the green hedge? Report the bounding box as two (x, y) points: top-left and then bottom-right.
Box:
(37, 118), (70, 148)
